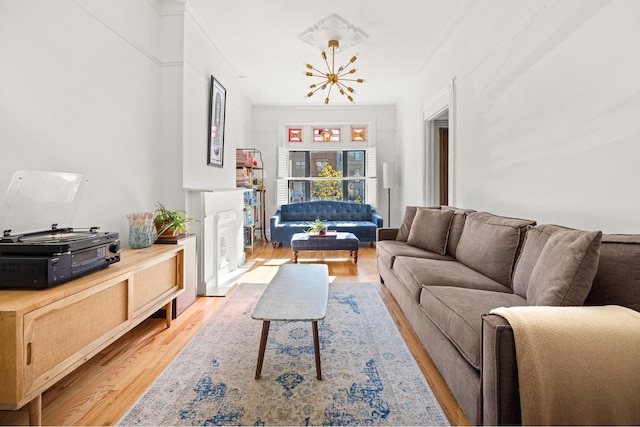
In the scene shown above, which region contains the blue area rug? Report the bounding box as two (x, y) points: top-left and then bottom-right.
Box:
(118, 282), (449, 426)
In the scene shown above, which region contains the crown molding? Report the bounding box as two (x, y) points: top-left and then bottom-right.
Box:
(71, 0), (162, 66)
(147, 0), (186, 15)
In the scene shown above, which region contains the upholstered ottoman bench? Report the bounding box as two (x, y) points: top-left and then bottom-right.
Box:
(290, 232), (359, 264)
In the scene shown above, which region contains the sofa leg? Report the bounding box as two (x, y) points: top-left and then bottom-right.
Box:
(379, 275), (384, 284)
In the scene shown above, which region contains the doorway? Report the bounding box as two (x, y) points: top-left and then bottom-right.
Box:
(422, 78), (456, 207)
(438, 126), (449, 205)
(427, 113), (449, 206)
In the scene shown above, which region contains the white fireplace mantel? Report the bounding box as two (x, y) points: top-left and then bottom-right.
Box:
(186, 188), (247, 296)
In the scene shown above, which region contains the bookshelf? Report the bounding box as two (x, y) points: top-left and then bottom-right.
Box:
(236, 148), (267, 250)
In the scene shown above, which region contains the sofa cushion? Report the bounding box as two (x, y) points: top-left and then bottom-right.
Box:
(393, 256), (512, 302)
(323, 220), (378, 240)
(456, 212), (536, 287)
(586, 234), (640, 311)
(377, 240), (454, 270)
(512, 224), (570, 298)
(407, 208), (454, 255)
(527, 229), (602, 306)
(441, 207), (475, 257)
(280, 201), (372, 222)
(420, 286), (527, 370)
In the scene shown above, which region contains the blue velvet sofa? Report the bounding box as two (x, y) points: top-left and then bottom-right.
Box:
(270, 200), (383, 247)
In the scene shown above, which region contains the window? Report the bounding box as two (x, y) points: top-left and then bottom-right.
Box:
(285, 150), (367, 203)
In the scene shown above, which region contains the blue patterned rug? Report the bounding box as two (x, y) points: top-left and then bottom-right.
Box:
(118, 283), (449, 426)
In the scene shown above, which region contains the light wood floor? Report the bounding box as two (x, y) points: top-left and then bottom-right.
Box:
(0, 242), (470, 426)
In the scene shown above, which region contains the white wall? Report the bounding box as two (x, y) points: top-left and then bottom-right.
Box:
(251, 104), (397, 228)
(0, 1), (253, 244)
(181, 3), (253, 192)
(0, 0), (163, 236)
(397, 0), (640, 233)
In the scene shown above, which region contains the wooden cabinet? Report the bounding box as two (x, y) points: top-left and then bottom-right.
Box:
(153, 235), (197, 318)
(0, 244), (186, 425)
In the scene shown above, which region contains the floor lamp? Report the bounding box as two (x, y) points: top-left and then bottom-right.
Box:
(382, 162), (394, 226)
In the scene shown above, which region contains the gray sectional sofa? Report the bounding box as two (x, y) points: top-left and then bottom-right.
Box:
(376, 206), (640, 425)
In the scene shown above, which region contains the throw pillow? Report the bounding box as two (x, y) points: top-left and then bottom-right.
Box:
(527, 229), (602, 306)
(512, 224), (570, 298)
(455, 212), (536, 287)
(441, 207), (475, 258)
(406, 208), (455, 255)
(396, 206), (418, 241)
(396, 206), (440, 241)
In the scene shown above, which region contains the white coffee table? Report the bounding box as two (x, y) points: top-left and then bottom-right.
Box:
(251, 263), (329, 380)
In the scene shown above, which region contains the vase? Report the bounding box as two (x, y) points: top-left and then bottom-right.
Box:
(126, 212), (156, 249)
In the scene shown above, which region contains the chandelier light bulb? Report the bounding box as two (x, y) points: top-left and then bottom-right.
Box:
(303, 39), (364, 104)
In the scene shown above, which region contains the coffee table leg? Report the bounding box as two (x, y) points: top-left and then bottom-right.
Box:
(255, 320), (271, 379)
(312, 320), (322, 380)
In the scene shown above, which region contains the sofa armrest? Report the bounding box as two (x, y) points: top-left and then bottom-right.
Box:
(481, 313), (521, 426)
(270, 210), (281, 233)
(377, 227), (399, 241)
(371, 209), (384, 228)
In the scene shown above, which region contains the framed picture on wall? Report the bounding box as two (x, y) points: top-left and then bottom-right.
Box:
(207, 76), (226, 167)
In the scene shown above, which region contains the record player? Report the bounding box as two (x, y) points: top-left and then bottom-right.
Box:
(0, 171), (120, 289)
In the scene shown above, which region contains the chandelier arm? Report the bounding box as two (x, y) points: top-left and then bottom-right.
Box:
(307, 72), (329, 79)
(308, 65), (327, 76)
(327, 83), (334, 97)
(323, 53), (332, 74)
(335, 82), (354, 102)
(325, 83), (335, 104)
(339, 77), (363, 82)
(338, 61), (355, 73)
(337, 69), (357, 78)
(335, 81), (351, 92)
(306, 82), (330, 98)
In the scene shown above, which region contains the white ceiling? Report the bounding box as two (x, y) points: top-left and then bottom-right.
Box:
(192, 0), (472, 105)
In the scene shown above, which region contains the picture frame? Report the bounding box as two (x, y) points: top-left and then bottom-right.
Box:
(207, 76), (226, 167)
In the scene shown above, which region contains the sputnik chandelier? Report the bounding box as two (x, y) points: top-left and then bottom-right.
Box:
(304, 39), (364, 104)
(299, 14), (368, 104)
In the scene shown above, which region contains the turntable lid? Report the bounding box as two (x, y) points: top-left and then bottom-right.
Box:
(1, 171), (89, 235)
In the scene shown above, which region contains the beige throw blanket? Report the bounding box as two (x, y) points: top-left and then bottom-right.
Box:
(490, 305), (640, 426)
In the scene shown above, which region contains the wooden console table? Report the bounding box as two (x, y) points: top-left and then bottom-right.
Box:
(0, 244), (186, 426)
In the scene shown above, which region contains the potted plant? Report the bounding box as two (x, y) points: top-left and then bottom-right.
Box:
(153, 202), (196, 240)
(305, 217), (328, 235)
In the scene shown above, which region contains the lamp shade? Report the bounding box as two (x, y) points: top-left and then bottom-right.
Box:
(382, 162), (394, 189)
